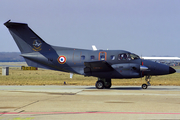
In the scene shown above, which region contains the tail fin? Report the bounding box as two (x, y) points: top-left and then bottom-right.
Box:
(4, 20), (51, 54)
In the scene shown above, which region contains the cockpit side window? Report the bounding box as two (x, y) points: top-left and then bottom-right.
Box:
(118, 53), (129, 60)
(118, 53), (138, 60)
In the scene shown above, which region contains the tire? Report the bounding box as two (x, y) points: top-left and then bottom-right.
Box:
(142, 84), (148, 89)
(104, 82), (112, 89)
(95, 80), (104, 89)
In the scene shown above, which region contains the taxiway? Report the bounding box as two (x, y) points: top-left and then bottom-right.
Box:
(0, 85), (180, 120)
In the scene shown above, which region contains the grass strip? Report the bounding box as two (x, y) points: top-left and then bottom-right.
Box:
(0, 67), (180, 86)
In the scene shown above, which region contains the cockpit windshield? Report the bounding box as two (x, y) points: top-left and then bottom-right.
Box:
(129, 53), (140, 60)
(118, 53), (139, 60)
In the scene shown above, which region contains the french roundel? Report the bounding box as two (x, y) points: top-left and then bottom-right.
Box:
(58, 56), (66, 64)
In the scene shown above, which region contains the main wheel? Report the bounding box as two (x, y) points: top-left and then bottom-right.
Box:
(142, 84), (148, 89)
(104, 82), (112, 89)
(95, 80), (104, 89)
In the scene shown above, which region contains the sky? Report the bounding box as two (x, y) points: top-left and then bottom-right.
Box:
(0, 0), (180, 57)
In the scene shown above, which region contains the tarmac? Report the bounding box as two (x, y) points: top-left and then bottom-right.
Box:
(0, 85), (180, 120)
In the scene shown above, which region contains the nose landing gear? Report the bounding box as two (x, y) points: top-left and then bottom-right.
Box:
(142, 75), (151, 89)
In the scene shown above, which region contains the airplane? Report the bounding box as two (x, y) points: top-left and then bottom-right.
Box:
(4, 20), (176, 89)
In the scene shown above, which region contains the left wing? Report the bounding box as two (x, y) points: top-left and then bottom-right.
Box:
(84, 61), (114, 73)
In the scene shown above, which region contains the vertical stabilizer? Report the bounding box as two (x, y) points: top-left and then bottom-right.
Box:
(4, 20), (51, 54)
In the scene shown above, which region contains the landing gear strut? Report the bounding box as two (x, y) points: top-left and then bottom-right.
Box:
(142, 75), (151, 89)
(95, 78), (112, 89)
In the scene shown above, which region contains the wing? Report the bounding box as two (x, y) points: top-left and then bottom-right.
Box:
(84, 61), (114, 73)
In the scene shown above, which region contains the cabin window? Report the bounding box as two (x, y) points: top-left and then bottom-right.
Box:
(91, 55), (95, 60)
(100, 55), (105, 60)
(110, 55), (115, 60)
(81, 55), (85, 60)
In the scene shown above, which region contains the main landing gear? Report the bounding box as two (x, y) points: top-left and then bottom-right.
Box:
(142, 75), (151, 89)
(95, 76), (152, 89)
(95, 78), (112, 89)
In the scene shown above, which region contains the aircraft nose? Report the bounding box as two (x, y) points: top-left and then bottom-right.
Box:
(169, 67), (176, 74)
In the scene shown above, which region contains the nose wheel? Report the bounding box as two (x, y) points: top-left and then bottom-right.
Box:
(142, 75), (151, 89)
(142, 84), (148, 89)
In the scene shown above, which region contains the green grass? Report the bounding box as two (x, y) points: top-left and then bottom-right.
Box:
(0, 67), (180, 86)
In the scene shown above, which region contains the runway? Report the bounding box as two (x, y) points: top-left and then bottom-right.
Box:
(0, 86), (180, 120)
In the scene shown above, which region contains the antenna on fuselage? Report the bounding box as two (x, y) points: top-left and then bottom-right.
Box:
(92, 45), (97, 51)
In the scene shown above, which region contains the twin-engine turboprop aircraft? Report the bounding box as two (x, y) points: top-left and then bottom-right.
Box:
(4, 20), (176, 89)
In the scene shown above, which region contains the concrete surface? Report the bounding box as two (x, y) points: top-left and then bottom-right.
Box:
(0, 85), (180, 120)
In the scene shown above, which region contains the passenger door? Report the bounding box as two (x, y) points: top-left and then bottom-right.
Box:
(98, 51), (107, 61)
